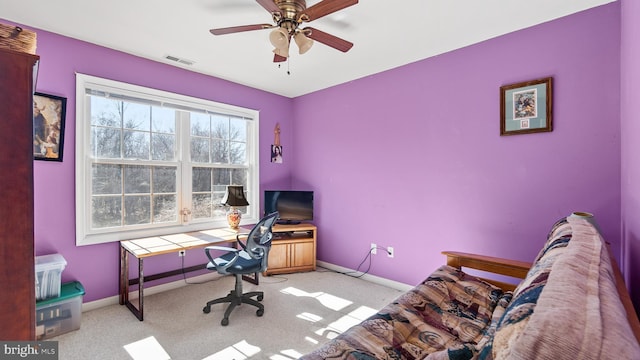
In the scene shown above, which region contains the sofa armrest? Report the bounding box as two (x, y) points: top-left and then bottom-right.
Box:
(442, 251), (532, 291)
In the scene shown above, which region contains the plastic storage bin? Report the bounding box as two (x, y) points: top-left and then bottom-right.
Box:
(36, 281), (85, 340)
(35, 253), (67, 301)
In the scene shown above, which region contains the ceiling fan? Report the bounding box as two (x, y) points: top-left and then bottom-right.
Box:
(210, 0), (358, 62)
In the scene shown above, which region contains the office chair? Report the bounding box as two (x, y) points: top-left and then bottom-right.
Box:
(202, 212), (279, 326)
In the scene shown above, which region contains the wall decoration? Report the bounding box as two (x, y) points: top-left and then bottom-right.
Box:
(500, 77), (553, 136)
(33, 92), (66, 161)
(271, 122), (283, 163)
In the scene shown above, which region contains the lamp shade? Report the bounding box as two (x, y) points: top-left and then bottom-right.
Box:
(269, 28), (289, 50)
(294, 32), (314, 54)
(221, 185), (249, 207)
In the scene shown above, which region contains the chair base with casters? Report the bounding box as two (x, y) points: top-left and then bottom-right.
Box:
(202, 212), (278, 326)
(202, 273), (264, 326)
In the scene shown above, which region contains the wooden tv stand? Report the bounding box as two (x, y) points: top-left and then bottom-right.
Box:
(265, 223), (317, 276)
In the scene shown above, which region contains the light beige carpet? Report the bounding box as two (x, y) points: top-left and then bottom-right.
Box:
(54, 269), (406, 360)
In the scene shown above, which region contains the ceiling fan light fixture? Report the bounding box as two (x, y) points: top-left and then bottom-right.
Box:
(273, 46), (290, 58)
(294, 32), (314, 54)
(269, 27), (290, 50)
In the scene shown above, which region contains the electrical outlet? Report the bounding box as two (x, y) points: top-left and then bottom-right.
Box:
(371, 243), (377, 255)
(178, 250), (186, 257)
(387, 246), (394, 258)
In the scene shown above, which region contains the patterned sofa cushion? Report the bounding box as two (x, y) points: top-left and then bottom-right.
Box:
(300, 265), (504, 360)
(475, 218), (572, 360)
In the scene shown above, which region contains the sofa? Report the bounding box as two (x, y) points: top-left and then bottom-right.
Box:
(301, 215), (640, 359)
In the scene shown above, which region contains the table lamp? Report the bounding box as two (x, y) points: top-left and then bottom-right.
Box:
(222, 185), (249, 229)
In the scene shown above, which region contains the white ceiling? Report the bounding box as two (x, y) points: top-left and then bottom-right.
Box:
(1, 0), (615, 98)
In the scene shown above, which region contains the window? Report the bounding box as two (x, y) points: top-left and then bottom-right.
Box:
(75, 74), (259, 245)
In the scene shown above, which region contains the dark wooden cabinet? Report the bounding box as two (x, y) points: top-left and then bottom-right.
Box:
(0, 48), (39, 340)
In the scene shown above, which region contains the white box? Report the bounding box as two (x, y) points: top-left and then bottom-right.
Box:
(35, 254), (67, 301)
(36, 281), (84, 340)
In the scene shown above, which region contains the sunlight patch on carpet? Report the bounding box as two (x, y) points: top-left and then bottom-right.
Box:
(280, 286), (352, 310)
(123, 336), (171, 360)
(270, 349), (304, 359)
(297, 312), (323, 322)
(349, 305), (378, 321)
(314, 305), (379, 339)
(202, 340), (260, 360)
(304, 336), (319, 345)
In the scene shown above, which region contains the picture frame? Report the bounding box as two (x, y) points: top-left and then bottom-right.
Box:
(500, 77), (553, 136)
(33, 92), (66, 161)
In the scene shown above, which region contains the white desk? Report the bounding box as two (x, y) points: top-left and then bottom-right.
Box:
(119, 228), (251, 321)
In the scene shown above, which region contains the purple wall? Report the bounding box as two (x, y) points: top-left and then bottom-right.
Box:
(621, 0), (640, 312)
(0, 22), (295, 302)
(291, 4), (622, 287)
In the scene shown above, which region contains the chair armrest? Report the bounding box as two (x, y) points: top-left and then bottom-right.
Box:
(236, 233), (249, 251)
(442, 251), (532, 291)
(204, 246), (239, 268)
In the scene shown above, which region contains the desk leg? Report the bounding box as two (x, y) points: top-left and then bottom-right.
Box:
(242, 272), (259, 285)
(122, 255), (145, 321)
(137, 258), (144, 321)
(119, 245), (128, 305)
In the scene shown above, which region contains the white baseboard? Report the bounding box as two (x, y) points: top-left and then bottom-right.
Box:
(316, 261), (413, 292)
(82, 263), (412, 312)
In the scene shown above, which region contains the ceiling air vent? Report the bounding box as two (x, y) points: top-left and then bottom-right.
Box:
(163, 55), (195, 66)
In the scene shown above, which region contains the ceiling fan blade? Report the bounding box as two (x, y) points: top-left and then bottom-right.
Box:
(210, 24), (274, 35)
(304, 27), (353, 52)
(256, 0), (281, 15)
(273, 54), (287, 62)
(302, 0), (358, 22)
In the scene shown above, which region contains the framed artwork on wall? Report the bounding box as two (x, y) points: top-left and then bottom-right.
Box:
(500, 77), (553, 136)
(33, 92), (66, 161)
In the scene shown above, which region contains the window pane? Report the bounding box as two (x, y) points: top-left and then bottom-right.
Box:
(213, 169), (231, 190)
(230, 169), (247, 186)
(92, 196), (122, 228)
(211, 139), (228, 163)
(192, 194), (212, 218)
(192, 167), (211, 192)
(123, 130), (150, 159)
(191, 138), (210, 163)
(153, 194), (177, 223)
(124, 195), (151, 225)
(191, 113), (210, 137)
(91, 97), (121, 127)
(91, 127), (121, 158)
(229, 117), (247, 142)
(152, 107), (176, 133)
(153, 167), (176, 193)
(212, 192), (226, 210)
(230, 142), (246, 164)
(211, 115), (229, 140)
(152, 133), (175, 161)
(124, 165), (150, 193)
(123, 102), (150, 131)
(92, 164), (122, 194)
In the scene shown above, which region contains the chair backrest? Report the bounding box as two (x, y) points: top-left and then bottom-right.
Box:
(244, 212), (279, 269)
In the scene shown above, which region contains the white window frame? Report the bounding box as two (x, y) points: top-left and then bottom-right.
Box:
(75, 73), (260, 246)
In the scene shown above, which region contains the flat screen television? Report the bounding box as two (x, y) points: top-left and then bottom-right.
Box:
(264, 190), (314, 224)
